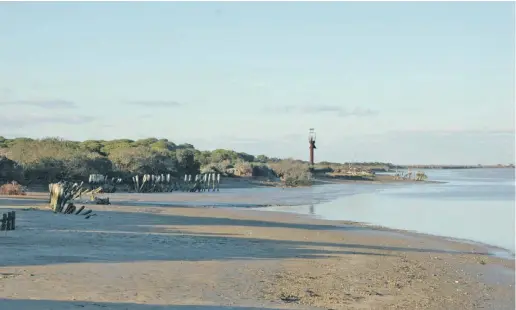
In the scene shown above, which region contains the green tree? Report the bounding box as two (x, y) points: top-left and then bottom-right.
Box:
(237, 152), (255, 162)
(80, 140), (104, 154)
(150, 139), (176, 151)
(176, 149), (200, 175)
(194, 150), (212, 166)
(108, 146), (177, 176)
(255, 154), (269, 163)
(210, 149), (239, 163)
(133, 138), (159, 147)
(101, 139), (134, 155)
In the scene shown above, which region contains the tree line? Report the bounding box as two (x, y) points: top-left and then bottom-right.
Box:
(0, 136), (304, 185)
(0, 136), (394, 187)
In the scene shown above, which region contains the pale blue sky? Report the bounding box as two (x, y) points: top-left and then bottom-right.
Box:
(0, 2), (514, 164)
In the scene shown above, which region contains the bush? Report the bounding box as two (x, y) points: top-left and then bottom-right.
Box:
(268, 160), (312, 186)
(234, 161), (253, 176)
(251, 163), (277, 179)
(0, 181), (26, 196)
(0, 156), (24, 183)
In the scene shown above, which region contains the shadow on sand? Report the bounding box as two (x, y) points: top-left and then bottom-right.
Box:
(0, 299), (286, 310)
(0, 207), (485, 268)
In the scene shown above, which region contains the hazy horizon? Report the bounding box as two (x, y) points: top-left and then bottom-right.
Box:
(1, 2), (514, 165)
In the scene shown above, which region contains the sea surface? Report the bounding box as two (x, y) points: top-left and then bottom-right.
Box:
(257, 168), (515, 257)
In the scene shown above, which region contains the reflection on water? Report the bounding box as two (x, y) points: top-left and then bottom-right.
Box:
(263, 169), (515, 256)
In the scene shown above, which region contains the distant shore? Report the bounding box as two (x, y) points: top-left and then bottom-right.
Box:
(391, 165), (515, 170)
(313, 174), (444, 185)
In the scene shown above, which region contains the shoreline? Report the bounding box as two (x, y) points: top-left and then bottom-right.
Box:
(0, 200), (514, 309)
(2, 199), (513, 260)
(1, 194), (511, 257)
(249, 206), (516, 260)
(0, 179), (510, 258)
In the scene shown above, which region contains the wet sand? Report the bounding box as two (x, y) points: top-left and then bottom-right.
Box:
(0, 192), (514, 310)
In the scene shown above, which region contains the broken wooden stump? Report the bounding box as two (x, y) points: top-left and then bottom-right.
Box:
(47, 181), (99, 219)
(49, 181), (85, 213)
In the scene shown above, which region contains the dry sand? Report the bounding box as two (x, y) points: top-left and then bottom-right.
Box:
(0, 192), (514, 310)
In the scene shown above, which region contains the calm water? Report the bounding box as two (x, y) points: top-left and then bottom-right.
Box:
(261, 169), (515, 256)
(107, 169), (514, 256)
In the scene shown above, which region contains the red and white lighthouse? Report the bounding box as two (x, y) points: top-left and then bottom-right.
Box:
(308, 128), (316, 167)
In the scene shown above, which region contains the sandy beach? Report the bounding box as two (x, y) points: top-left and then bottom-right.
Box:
(0, 191), (514, 310)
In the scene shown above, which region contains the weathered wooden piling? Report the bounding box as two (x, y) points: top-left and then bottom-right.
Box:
(1, 213), (7, 231)
(0, 211), (16, 231)
(10, 211), (15, 230)
(125, 172), (223, 194)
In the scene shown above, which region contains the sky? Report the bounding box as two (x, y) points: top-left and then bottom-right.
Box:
(0, 1), (514, 165)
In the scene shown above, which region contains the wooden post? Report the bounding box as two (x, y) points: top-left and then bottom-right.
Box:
(10, 211), (15, 230)
(48, 184), (52, 203)
(182, 174), (187, 192)
(1, 213), (6, 231)
(133, 175), (139, 192)
(6, 212), (12, 230)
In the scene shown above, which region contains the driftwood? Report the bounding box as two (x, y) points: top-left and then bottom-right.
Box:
(75, 205), (85, 215)
(93, 197), (110, 205)
(82, 210), (92, 216)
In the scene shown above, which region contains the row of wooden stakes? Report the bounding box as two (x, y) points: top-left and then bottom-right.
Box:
(131, 173), (222, 193)
(86, 173), (223, 193)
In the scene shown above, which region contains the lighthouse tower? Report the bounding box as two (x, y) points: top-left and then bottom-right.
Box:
(308, 128), (316, 169)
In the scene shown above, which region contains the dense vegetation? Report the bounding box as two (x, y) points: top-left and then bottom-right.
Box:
(0, 137), (306, 186)
(0, 136), (394, 187)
